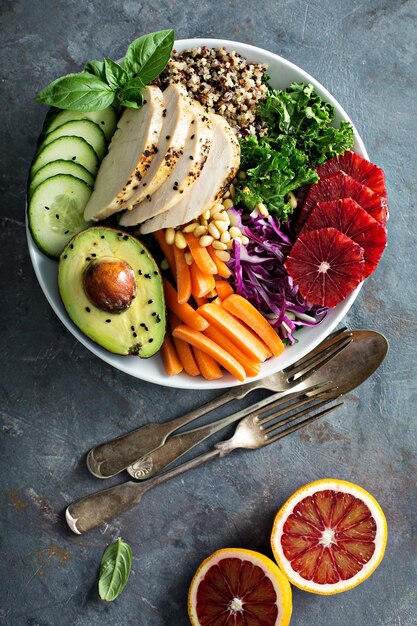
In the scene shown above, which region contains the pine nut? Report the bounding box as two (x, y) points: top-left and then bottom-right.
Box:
(227, 209), (239, 226)
(238, 170), (247, 180)
(213, 211), (228, 221)
(184, 252), (193, 265)
(287, 191), (297, 209)
(203, 209), (211, 220)
(215, 250), (231, 262)
(208, 223), (221, 239)
(212, 240), (227, 250)
(222, 199), (234, 210)
(182, 222), (197, 233)
(200, 218), (208, 227)
(256, 202), (269, 217)
(165, 228), (175, 245)
(229, 183), (236, 199)
(241, 235), (249, 245)
(199, 235), (214, 247)
(223, 190), (230, 198)
(215, 220), (228, 233)
(174, 231), (187, 249)
(220, 231), (231, 243)
(194, 225), (207, 237)
(229, 226), (242, 239)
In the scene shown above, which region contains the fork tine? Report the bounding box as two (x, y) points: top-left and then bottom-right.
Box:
(264, 402), (344, 444)
(259, 387), (339, 429)
(286, 335), (352, 386)
(283, 328), (351, 376)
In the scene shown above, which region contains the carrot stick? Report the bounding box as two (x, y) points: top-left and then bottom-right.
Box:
(172, 325), (246, 382)
(154, 230), (176, 276)
(198, 303), (271, 362)
(173, 246), (192, 304)
(161, 332), (183, 376)
(169, 313), (200, 376)
(163, 278), (208, 331)
(193, 347), (223, 380)
(185, 233), (217, 275)
(222, 294), (284, 357)
(215, 280), (234, 300)
(193, 295), (208, 307)
(204, 325), (261, 377)
(207, 247), (232, 278)
(190, 262), (216, 298)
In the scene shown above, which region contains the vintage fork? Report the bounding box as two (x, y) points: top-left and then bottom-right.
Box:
(67, 386), (343, 534)
(87, 327), (352, 479)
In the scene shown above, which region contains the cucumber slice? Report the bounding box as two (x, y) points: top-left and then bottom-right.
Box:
(31, 136), (100, 177)
(43, 107), (118, 141)
(28, 160), (94, 198)
(28, 174), (93, 258)
(41, 120), (107, 160)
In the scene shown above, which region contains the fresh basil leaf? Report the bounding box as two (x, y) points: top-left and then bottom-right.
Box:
(35, 73), (115, 111)
(104, 58), (128, 90)
(124, 29), (174, 84)
(98, 537), (132, 602)
(117, 76), (145, 109)
(83, 60), (106, 82)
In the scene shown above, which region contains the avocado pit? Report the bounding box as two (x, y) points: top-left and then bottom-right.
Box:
(83, 256), (136, 313)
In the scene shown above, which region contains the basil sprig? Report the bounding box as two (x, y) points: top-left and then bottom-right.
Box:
(98, 537), (133, 602)
(35, 29), (174, 112)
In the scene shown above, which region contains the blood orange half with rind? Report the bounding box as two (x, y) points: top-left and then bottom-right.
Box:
(188, 548), (292, 626)
(300, 198), (387, 279)
(284, 227), (364, 307)
(271, 479), (387, 595)
(316, 151), (387, 198)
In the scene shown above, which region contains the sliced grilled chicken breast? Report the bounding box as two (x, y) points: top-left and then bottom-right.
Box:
(139, 114), (240, 234)
(120, 84), (193, 210)
(119, 104), (213, 227)
(83, 85), (164, 221)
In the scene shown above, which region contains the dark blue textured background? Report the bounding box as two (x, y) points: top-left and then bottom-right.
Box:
(1, 1), (416, 624)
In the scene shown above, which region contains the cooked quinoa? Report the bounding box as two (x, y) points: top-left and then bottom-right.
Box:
(156, 46), (268, 137)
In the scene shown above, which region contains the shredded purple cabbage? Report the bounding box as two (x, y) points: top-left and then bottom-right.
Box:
(227, 208), (328, 344)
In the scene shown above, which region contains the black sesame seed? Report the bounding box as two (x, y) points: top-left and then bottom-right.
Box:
(165, 135), (170, 140)
(100, 235), (105, 239)
(149, 338), (154, 343)
(86, 257), (91, 261)
(143, 182), (147, 186)
(141, 250), (145, 254)
(138, 269), (143, 275)
(162, 108), (167, 117)
(105, 319), (111, 323)
(70, 243), (74, 249)
(153, 271), (158, 275)
(85, 307), (90, 312)
(190, 134), (195, 139)
(55, 214), (60, 219)
(152, 312), (156, 317)
(144, 273), (151, 279)
(189, 155), (194, 160)
(44, 206), (50, 210)
(63, 254), (67, 259)
(72, 156), (76, 160)
(64, 230), (69, 234)
(156, 315), (161, 322)
(123, 235), (129, 240)
(91, 253), (96, 257)
(148, 299), (153, 304)
(140, 323), (146, 327)
(131, 325), (135, 331)
(133, 332), (137, 338)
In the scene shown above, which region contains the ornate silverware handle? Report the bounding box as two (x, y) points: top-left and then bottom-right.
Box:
(66, 449), (220, 534)
(87, 384), (257, 478)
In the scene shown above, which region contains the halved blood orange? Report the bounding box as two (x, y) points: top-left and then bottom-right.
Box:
(188, 548), (292, 625)
(271, 479), (387, 595)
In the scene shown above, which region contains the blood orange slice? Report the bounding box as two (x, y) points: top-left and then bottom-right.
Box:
(316, 151), (387, 198)
(300, 198), (387, 279)
(271, 479), (387, 595)
(295, 171), (388, 232)
(188, 548), (292, 626)
(284, 227), (364, 307)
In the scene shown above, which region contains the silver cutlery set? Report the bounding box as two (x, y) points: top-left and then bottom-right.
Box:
(66, 327), (388, 534)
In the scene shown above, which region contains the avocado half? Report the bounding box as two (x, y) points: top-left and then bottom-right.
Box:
(58, 226), (166, 357)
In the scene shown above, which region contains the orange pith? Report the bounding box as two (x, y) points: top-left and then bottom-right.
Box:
(281, 489), (376, 584)
(196, 557), (279, 625)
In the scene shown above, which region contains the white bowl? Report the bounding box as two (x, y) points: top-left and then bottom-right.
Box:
(27, 38), (366, 389)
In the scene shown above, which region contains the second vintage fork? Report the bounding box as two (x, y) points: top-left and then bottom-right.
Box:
(87, 327), (351, 478)
(67, 388), (343, 534)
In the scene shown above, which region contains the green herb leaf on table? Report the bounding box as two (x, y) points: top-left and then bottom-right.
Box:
(104, 58), (128, 90)
(35, 73), (115, 112)
(98, 537), (133, 602)
(124, 29), (174, 84)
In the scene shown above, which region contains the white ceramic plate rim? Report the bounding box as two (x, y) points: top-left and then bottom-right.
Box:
(26, 37), (367, 389)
